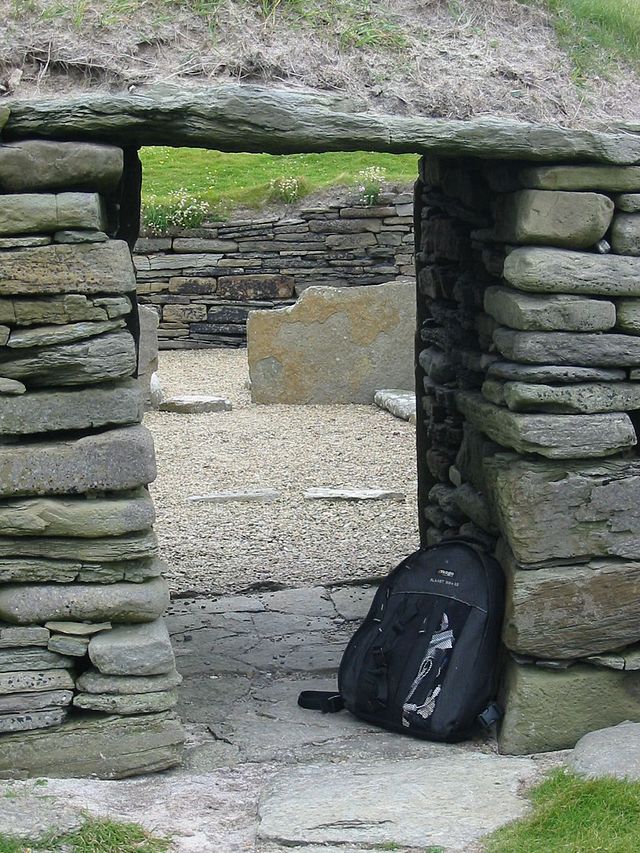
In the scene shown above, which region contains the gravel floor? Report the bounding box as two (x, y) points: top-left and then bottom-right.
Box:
(145, 349), (419, 596)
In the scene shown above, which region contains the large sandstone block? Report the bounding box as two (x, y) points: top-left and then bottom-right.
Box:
(497, 380), (640, 414)
(0, 329), (136, 387)
(493, 327), (640, 366)
(217, 274), (295, 300)
(0, 294), (131, 326)
(0, 424), (156, 497)
(0, 193), (107, 236)
(484, 286), (615, 332)
(611, 214), (640, 256)
(7, 318), (123, 349)
(88, 619), (175, 676)
(519, 164), (640, 192)
(500, 548), (640, 659)
(0, 530), (157, 563)
(484, 455), (640, 563)
(0, 711), (184, 779)
(503, 247), (640, 296)
(0, 490), (155, 540)
(456, 392), (635, 459)
(0, 241), (136, 296)
(248, 281), (415, 404)
(0, 577), (169, 624)
(0, 141), (123, 193)
(495, 190), (613, 249)
(0, 380), (143, 435)
(499, 659), (640, 754)
(0, 555), (163, 584)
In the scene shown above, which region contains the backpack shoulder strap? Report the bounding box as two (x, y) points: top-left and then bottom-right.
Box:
(298, 690), (344, 714)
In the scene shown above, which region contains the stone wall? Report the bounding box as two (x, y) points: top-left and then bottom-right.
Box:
(133, 192), (414, 348)
(415, 156), (640, 754)
(0, 136), (184, 777)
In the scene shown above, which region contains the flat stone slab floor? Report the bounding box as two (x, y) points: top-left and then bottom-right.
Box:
(0, 584), (563, 852)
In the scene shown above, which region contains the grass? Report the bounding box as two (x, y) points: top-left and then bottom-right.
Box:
(535, 0), (640, 76)
(484, 769), (640, 853)
(0, 816), (170, 853)
(140, 147), (418, 214)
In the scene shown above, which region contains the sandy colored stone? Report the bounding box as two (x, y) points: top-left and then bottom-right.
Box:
(495, 190), (613, 249)
(159, 395), (232, 413)
(485, 455), (640, 564)
(0, 140), (123, 193)
(0, 577), (169, 625)
(504, 247), (640, 296)
(0, 489), (155, 537)
(248, 281), (415, 404)
(499, 659), (640, 754)
(0, 241), (136, 296)
(484, 285), (615, 332)
(456, 392), (636, 459)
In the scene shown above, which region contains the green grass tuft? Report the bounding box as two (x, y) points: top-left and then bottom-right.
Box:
(0, 816), (170, 853)
(484, 768), (640, 853)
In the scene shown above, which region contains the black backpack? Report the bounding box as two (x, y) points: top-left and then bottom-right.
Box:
(299, 539), (504, 742)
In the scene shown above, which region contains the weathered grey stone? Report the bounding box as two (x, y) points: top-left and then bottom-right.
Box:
(45, 621), (111, 636)
(0, 529), (157, 562)
(451, 483), (497, 533)
(520, 165), (640, 192)
(258, 753), (537, 850)
(0, 708), (67, 733)
(248, 281), (415, 404)
(0, 648), (71, 672)
(0, 489), (155, 537)
(0, 555), (163, 584)
(0, 625), (49, 649)
(0, 241), (136, 296)
(73, 689), (178, 714)
(493, 327), (640, 366)
(373, 389), (417, 422)
(612, 214), (640, 256)
(0, 235), (51, 248)
(172, 237), (238, 252)
(0, 294), (131, 326)
(456, 392), (635, 458)
(187, 489), (281, 503)
(616, 299), (640, 334)
(6, 87), (640, 164)
(0, 690), (72, 713)
(137, 305), (159, 410)
(54, 229), (109, 243)
(48, 635), (90, 657)
(76, 667), (182, 695)
(0, 377), (25, 395)
(617, 193), (640, 213)
(0, 711), (185, 779)
(0, 669), (74, 695)
(7, 318), (123, 349)
(0, 329), (136, 387)
(503, 247), (640, 296)
(0, 327), (9, 346)
(303, 488), (405, 502)
(481, 379), (506, 406)
(0, 379), (143, 435)
(0, 424), (156, 497)
(484, 456), (640, 563)
(484, 286), (615, 332)
(495, 190), (613, 249)
(500, 381), (640, 414)
(158, 395), (232, 413)
(586, 646), (640, 671)
(500, 549), (640, 658)
(487, 361), (626, 384)
(0, 577), (169, 625)
(0, 141), (123, 193)
(217, 274), (294, 301)
(0, 193), (106, 236)
(0, 786), (84, 842)
(89, 618), (175, 676)
(499, 659), (640, 754)
(455, 424), (500, 493)
(571, 722), (640, 781)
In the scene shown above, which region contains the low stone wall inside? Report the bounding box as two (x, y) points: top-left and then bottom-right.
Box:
(0, 137), (184, 777)
(415, 155), (640, 754)
(134, 192), (414, 348)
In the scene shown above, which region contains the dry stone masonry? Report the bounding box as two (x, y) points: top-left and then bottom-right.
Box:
(0, 129), (184, 778)
(415, 155), (640, 754)
(134, 193), (414, 348)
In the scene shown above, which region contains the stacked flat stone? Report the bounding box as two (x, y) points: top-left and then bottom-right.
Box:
(0, 131), (184, 778)
(134, 192), (414, 348)
(415, 156), (640, 755)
